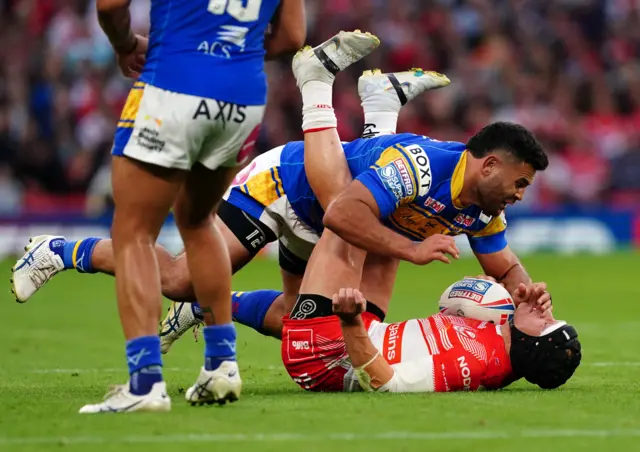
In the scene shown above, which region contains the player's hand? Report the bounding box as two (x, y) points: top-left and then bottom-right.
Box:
(411, 234), (460, 265)
(514, 282), (552, 311)
(332, 288), (366, 324)
(116, 35), (148, 79)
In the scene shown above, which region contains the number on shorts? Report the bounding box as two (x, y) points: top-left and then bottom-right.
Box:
(208, 0), (262, 22)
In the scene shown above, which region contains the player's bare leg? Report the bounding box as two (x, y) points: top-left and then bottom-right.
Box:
(79, 156), (183, 414)
(10, 214), (252, 305)
(291, 30), (380, 306)
(168, 164), (242, 406)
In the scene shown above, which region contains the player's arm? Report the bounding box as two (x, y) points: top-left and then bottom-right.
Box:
(97, 0), (147, 78)
(96, 0), (136, 54)
(323, 147), (459, 264)
(333, 289), (434, 393)
(265, 0), (306, 60)
(324, 181), (420, 262)
(470, 219), (551, 310)
(332, 288), (394, 390)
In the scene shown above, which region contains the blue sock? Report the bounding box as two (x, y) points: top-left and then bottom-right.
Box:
(231, 290), (281, 335)
(126, 335), (163, 395)
(49, 237), (101, 273)
(203, 323), (237, 371)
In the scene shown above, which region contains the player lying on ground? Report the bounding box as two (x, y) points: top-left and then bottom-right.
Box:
(165, 278), (581, 393)
(328, 286), (581, 392)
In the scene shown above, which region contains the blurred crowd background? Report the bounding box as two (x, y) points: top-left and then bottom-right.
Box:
(1, 0), (640, 218)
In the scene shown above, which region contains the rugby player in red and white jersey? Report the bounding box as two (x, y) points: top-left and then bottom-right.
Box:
(331, 287), (581, 393)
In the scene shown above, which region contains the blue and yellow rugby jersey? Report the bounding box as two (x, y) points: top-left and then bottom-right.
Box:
(140, 0), (280, 105)
(279, 133), (508, 254)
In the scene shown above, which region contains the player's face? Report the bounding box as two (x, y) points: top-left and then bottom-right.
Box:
(478, 153), (536, 216)
(512, 302), (556, 336)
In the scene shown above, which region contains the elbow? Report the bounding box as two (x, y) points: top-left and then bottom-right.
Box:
(323, 201), (342, 232)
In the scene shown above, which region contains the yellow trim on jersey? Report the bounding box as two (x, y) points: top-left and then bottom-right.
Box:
(471, 213), (507, 238)
(240, 167), (283, 206)
(117, 83), (146, 128)
(450, 151), (468, 209)
(374, 146), (419, 204)
(71, 240), (81, 268)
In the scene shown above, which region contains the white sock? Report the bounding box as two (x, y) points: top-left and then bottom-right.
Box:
(362, 111), (398, 138)
(301, 80), (337, 132)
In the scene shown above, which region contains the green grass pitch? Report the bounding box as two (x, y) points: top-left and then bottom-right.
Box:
(1, 253), (640, 451)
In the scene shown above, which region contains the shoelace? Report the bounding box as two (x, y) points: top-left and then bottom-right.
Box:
(192, 322), (203, 342)
(28, 255), (58, 287)
(103, 384), (127, 401)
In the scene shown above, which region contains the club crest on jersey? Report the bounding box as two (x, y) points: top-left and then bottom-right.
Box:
(424, 197), (445, 213)
(454, 213), (476, 228)
(454, 325), (477, 339)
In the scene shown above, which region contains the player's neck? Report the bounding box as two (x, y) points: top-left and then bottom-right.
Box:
(458, 155), (482, 208)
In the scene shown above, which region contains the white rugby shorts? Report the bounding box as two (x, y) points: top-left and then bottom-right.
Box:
(112, 82), (265, 170)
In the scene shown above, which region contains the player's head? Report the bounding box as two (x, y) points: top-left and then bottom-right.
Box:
(466, 122), (548, 216)
(509, 302), (582, 390)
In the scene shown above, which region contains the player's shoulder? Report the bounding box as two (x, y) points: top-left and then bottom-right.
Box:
(392, 134), (466, 197)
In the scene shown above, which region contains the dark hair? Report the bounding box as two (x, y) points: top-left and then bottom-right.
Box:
(466, 122), (549, 171)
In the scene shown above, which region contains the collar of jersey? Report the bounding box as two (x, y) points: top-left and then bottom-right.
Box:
(450, 150), (468, 209)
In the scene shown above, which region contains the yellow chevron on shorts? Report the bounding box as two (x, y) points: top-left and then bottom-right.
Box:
(117, 82), (146, 128)
(240, 167), (283, 206)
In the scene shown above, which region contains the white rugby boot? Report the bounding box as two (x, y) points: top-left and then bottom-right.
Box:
(11, 235), (66, 303)
(79, 381), (171, 414)
(359, 67), (451, 112)
(185, 361), (242, 406)
(359, 68), (451, 138)
(292, 30), (380, 87)
(159, 301), (204, 354)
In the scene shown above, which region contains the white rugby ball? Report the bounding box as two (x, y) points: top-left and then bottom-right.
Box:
(438, 278), (515, 325)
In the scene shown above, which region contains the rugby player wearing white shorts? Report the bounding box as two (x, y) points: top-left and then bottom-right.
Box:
(28, 0), (304, 413)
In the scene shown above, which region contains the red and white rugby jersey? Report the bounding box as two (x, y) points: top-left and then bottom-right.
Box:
(345, 314), (514, 393)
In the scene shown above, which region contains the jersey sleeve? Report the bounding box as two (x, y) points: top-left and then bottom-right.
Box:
(467, 212), (508, 254)
(375, 358), (437, 393)
(355, 144), (433, 218)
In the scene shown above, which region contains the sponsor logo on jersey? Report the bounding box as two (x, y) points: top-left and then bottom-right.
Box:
(377, 164), (404, 201)
(423, 196), (446, 213)
(287, 329), (315, 362)
(136, 127), (165, 152)
(449, 289), (483, 303)
(403, 144), (432, 196)
(457, 355), (472, 390)
(197, 25), (249, 59)
(454, 213), (476, 228)
(393, 158), (414, 197)
(383, 321), (407, 364)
